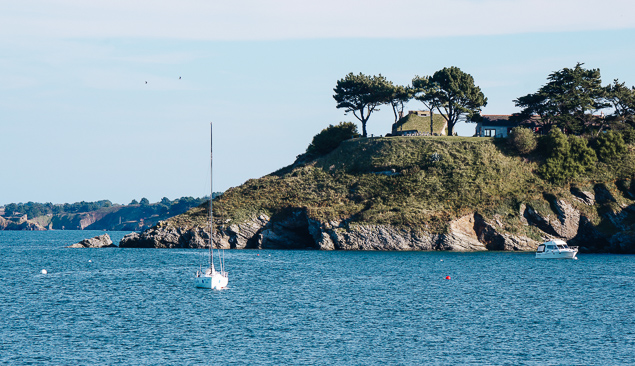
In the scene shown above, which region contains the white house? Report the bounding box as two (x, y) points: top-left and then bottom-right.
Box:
(475, 115), (518, 137)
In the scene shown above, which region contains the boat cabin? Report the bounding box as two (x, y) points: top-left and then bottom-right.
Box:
(536, 240), (570, 253)
(535, 239), (578, 259)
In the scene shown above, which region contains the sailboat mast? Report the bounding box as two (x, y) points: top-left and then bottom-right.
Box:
(210, 122), (214, 269)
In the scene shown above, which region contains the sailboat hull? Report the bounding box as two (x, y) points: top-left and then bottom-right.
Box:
(194, 272), (228, 290)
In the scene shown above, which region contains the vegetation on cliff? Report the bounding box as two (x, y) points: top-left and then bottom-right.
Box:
(155, 134), (634, 246)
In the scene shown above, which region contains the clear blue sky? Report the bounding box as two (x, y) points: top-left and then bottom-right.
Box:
(2, 0), (635, 206)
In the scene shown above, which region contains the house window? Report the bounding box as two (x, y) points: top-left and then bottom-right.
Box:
(483, 129), (495, 137)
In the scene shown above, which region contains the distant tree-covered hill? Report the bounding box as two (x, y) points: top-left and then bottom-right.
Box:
(0, 194), (222, 231)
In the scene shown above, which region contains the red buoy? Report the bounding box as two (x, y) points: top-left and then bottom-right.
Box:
(445, 276), (451, 280)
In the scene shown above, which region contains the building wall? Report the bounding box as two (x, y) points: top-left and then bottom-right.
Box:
(475, 124), (513, 138)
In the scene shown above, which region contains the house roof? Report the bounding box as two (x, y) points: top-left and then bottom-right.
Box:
(480, 115), (517, 127)
(480, 114), (546, 127)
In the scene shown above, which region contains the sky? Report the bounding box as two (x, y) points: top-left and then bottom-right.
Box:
(2, 0), (635, 206)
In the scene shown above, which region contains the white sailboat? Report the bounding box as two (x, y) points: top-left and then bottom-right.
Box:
(194, 122), (229, 290)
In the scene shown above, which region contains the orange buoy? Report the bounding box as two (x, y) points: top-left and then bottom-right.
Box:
(445, 276), (451, 280)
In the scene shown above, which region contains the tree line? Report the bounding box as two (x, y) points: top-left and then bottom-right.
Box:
(333, 63), (635, 137)
(2, 195), (217, 220)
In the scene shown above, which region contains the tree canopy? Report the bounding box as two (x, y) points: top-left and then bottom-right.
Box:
(306, 122), (360, 157)
(604, 79), (635, 127)
(514, 63), (607, 134)
(412, 67), (487, 136)
(385, 83), (413, 123)
(333, 72), (392, 137)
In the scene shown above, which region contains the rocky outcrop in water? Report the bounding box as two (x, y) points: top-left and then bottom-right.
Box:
(67, 234), (117, 248)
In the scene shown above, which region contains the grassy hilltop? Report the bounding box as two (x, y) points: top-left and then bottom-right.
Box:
(172, 135), (635, 244)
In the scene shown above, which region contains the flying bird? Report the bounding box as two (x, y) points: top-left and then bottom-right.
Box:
(145, 81), (147, 84)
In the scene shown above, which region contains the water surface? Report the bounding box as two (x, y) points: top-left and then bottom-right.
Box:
(1, 231), (633, 365)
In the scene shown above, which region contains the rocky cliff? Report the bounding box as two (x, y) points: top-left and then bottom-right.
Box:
(0, 215), (46, 231)
(119, 137), (635, 253)
(119, 194), (635, 253)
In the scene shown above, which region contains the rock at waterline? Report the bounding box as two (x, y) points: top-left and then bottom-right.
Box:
(67, 233), (117, 248)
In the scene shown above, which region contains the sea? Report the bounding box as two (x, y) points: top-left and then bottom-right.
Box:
(1, 230), (633, 365)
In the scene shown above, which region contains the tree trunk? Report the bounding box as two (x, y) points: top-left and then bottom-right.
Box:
(392, 103), (399, 123)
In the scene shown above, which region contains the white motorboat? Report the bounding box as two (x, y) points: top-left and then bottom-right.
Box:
(194, 123), (229, 290)
(535, 239), (578, 259)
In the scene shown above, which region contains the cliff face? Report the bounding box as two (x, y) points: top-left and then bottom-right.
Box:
(119, 199), (633, 253)
(1, 203), (203, 231)
(120, 201), (635, 253)
(0, 215), (46, 231)
(119, 137), (635, 253)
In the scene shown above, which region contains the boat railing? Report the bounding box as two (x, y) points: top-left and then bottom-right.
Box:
(569, 246), (579, 251)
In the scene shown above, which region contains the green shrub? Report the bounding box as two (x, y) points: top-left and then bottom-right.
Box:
(619, 128), (635, 144)
(508, 126), (537, 154)
(306, 122), (360, 157)
(539, 128), (596, 184)
(594, 130), (626, 162)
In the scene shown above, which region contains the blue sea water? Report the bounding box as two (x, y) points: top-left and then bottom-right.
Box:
(1, 231), (634, 365)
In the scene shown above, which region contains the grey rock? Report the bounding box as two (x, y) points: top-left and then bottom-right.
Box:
(308, 219), (335, 250)
(219, 214), (269, 249)
(550, 199), (581, 238)
(68, 234), (116, 248)
(331, 224), (437, 251)
(119, 215), (270, 249)
(119, 227), (208, 249)
(570, 187), (595, 205)
(500, 234), (538, 251)
(118, 210), (541, 252)
(443, 214), (487, 251)
(522, 200), (580, 239)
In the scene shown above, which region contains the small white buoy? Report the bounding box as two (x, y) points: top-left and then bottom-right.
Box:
(440, 259), (443, 262)
(89, 260), (92, 263)
(41, 269), (48, 275)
